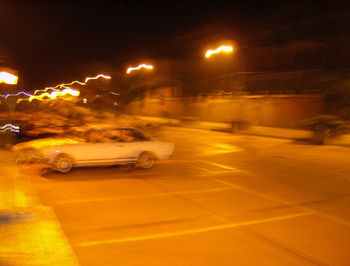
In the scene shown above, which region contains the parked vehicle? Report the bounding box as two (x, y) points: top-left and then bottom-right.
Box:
(13, 127), (174, 173)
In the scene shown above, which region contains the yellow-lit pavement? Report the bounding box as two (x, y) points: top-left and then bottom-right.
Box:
(27, 127), (350, 265)
(0, 151), (79, 265)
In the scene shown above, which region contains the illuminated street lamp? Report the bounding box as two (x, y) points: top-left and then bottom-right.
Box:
(126, 64), (153, 74)
(205, 45), (233, 58)
(0, 71), (18, 84)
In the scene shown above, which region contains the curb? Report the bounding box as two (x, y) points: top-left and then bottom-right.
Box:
(0, 151), (80, 265)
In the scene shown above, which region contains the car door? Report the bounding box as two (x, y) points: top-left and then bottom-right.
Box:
(117, 128), (153, 160)
(95, 129), (137, 164)
(64, 129), (113, 165)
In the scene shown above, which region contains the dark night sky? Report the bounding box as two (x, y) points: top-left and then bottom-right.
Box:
(0, 1), (349, 89)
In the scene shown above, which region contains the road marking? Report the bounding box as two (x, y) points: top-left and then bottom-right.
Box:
(202, 174), (350, 227)
(76, 212), (313, 247)
(54, 187), (235, 205)
(195, 160), (251, 175)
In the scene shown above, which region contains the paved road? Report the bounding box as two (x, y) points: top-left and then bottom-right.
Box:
(30, 127), (350, 265)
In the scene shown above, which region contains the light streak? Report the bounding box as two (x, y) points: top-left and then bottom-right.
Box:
(84, 74), (111, 83)
(7, 73), (110, 103)
(17, 87), (80, 103)
(126, 64), (153, 74)
(53, 81), (85, 89)
(95, 91), (120, 97)
(33, 87), (59, 95)
(0, 71), (18, 84)
(0, 91), (33, 99)
(52, 74), (111, 89)
(0, 124), (20, 133)
(205, 45), (233, 58)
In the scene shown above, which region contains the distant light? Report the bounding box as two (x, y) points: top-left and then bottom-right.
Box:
(0, 71), (18, 84)
(126, 64), (153, 74)
(205, 45), (233, 58)
(83, 98), (87, 104)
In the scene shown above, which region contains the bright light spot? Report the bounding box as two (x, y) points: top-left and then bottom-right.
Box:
(83, 98), (87, 104)
(126, 64), (153, 74)
(0, 71), (18, 84)
(205, 45), (233, 58)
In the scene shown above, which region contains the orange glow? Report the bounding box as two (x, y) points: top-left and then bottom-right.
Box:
(126, 64), (153, 74)
(0, 71), (18, 84)
(205, 45), (233, 58)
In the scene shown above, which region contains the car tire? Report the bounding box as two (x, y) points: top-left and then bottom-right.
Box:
(137, 152), (155, 169)
(54, 154), (74, 173)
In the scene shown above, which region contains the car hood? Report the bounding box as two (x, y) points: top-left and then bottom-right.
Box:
(12, 137), (83, 152)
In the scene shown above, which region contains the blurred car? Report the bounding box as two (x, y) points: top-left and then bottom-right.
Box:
(12, 127), (174, 173)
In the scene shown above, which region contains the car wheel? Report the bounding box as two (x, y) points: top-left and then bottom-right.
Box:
(54, 154), (73, 173)
(137, 152), (155, 169)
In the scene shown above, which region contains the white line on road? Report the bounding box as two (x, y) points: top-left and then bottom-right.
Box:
(198, 160), (245, 172)
(54, 187), (236, 205)
(76, 212), (314, 247)
(201, 171), (350, 227)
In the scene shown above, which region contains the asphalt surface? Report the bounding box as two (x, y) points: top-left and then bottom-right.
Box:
(30, 126), (350, 265)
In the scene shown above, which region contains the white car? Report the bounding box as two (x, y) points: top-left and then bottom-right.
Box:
(13, 127), (174, 173)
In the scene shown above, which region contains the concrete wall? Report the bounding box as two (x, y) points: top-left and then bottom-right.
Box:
(126, 95), (324, 128)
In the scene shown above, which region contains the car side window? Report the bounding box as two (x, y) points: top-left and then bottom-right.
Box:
(122, 129), (149, 142)
(85, 130), (102, 143)
(99, 129), (123, 143)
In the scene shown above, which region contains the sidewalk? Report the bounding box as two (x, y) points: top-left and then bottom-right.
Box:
(0, 151), (79, 266)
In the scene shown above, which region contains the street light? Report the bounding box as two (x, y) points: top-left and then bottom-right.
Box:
(205, 45), (233, 58)
(0, 71), (18, 84)
(126, 64), (154, 74)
